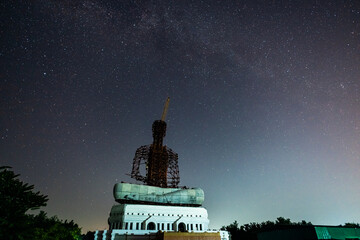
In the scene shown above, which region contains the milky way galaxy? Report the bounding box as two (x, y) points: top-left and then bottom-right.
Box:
(1, 0), (360, 232)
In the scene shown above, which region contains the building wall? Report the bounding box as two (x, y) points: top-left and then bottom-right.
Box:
(108, 204), (209, 232)
(161, 232), (221, 240)
(95, 230), (227, 240)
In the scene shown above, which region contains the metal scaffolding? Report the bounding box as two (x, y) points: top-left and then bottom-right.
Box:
(130, 98), (180, 188)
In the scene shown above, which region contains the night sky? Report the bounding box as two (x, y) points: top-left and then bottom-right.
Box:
(1, 0), (360, 233)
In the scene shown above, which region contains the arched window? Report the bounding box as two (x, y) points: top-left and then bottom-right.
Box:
(147, 222), (156, 230)
(178, 222), (186, 232)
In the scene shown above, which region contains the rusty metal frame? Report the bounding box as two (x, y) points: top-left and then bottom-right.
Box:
(130, 99), (180, 188)
(130, 144), (180, 188)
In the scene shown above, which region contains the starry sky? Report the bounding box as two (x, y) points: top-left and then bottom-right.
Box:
(1, 0), (360, 233)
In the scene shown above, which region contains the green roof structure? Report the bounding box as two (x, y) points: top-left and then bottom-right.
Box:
(315, 226), (360, 240)
(257, 225), (360, 240)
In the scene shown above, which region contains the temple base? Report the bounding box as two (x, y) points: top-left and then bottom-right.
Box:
(108, 204), (209, 232)
(94, 203), (229, 240)
(95, 229), (229, 240)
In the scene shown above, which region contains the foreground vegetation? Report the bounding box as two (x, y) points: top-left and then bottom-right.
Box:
(221, 218), (360, 240)
(0, 166), (81, 240)
(221, 218), (311, 240)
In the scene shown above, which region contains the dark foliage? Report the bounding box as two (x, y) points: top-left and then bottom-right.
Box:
(221, 217), (312, 240)
(341, 223), (360, 228)
(0, 166), (81, 240)
(82, 231), (95, 240)
(29, 211), (81, 240)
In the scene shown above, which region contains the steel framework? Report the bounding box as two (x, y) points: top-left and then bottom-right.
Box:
(130, 143), (180, 188)
(130, 98), (180, 188)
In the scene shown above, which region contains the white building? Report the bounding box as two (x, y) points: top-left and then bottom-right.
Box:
(108, 204), (209, 232)
(94, 183), (229, 240)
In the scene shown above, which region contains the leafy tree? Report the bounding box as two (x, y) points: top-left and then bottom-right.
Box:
(222, 217), (313, 240)
(0, 166), (48, 239)
(275, 217), (291, 225)
(342, 223), (360, 228)
(82, 231), (95, 240)
(30, 211), (81, 240)
(0, 166), (81, 240)
(221, 221), (242, 240)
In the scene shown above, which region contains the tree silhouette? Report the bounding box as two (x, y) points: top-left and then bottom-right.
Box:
(0, 166), (81, 240)
(275, 217), (291, 225)
(342, 223), (360, 228)
(29, 211), (81, 240)
(82, 231), (95, 240)
(0, 166), (48, 239)
(222, 217), (313, 240)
